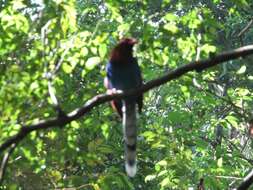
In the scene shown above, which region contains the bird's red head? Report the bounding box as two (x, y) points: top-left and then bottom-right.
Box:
(118, 38), (138, 47)
(110, 38), (137, 64)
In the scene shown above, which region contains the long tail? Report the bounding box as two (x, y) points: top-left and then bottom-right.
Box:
(122, 100), (137, 177)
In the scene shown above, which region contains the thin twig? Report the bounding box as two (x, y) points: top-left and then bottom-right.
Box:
(237, 19), (253, 38)
(215, 175), (243, 180)
(192, 79), (247, 119)
(48, 80), (59, 106)
(55, 183), (94, 190)
(52, 35), (77, 76)
(0, 143), (17, 184)
(41, 20), (52, 69)
(46, 36), (77, 116)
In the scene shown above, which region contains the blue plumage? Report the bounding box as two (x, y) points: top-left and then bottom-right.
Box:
(106, 59), (142, 91)
(105, 59), (143, 116)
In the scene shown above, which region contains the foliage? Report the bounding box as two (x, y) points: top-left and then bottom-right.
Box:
(0, 0), (252, 189)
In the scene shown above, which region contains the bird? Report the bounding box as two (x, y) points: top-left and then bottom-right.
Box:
(104, 38), (143, 177)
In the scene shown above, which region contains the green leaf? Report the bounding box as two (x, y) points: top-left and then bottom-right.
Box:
(225, 115), (238, 128)
(85, 57), (100, 70)
(145, 175), (156, 182)
(101, 123), (109, 139)
(92, 184), (101, 190)
(71, 121), (80, 129)
(155, 164), (161, 171)
(235, 88), (250, 96)
(181, 85), (190, 98)
(217, 157), (223, 167)
(160, 177), (171, 187)
(62, 62), (73, 73)
(99, 44), (107, 58)
(158, 170), (168, 177)
(164, 23), (178, 34)
(118, 23), (130, 33)
(201, 44), (216, 54)
(81, 47), (88, 57)
(236, 65), (246, 74)
(142, 131), (156, 141)
(12, 0), (26, 10)
(164, 13), (177, 21)
(157, 160), (167, 166)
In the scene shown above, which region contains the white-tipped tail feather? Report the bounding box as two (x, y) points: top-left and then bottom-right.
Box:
(122, 101), (138, 177)
(125, 162), (137, 177)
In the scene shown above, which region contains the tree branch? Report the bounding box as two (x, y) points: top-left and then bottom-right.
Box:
(216, 175), (242, 180)
(0, 45), (253, 155)
(237, 19), (253, 38)
(235, 169), (253, 190)
(0, 143), (17, 184)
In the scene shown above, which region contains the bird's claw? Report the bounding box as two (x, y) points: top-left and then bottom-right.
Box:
(107, 88), (123, 95)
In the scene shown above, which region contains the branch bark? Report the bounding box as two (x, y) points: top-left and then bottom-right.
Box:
(235, 169), (253, 190)
(0, 143), (17, 184)
(237, 19), (253, 38)
(0, 45), (253, 154)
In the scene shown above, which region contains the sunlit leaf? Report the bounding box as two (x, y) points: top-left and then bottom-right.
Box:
(99, 44), (107, 58)
(164, 23), (178, 34)
(201, 44), (216, 54)
(217, 157), (223, 167)
(236, 65), (246, 74)
(160, 177), (171, 187)
(225, 115), (238, 128)
(71, 121), (80, 129)
(145, 175), (156, 182)
(85, 57), (101, 70)
(62, 62), (73, 73)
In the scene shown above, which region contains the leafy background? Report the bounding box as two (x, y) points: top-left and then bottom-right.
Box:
(0, 0), (252, 189)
